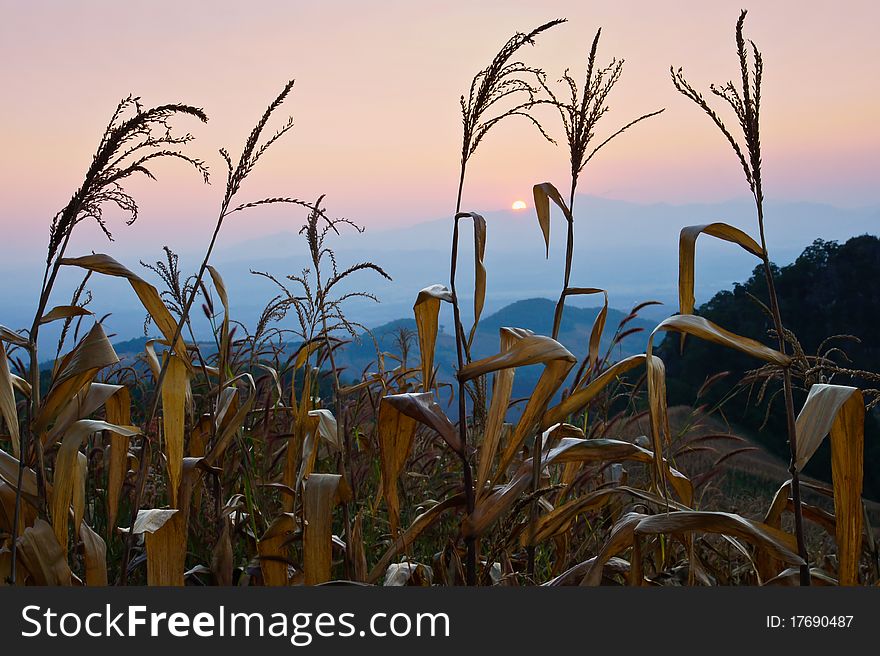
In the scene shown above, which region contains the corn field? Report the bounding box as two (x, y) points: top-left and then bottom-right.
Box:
(1, 11), (876, 588)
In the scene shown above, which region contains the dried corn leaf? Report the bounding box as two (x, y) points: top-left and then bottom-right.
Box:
(79, 522), (107, 586)
(53, 420), (139, 554)
(302, 473), (352, 585)
(131, 508), (185, 586)
(649, 314), (791, 367)
(459, 330), (574, 382)
(258, 513), (297, 586)
(678, 223), (763, 318)
(377, 398), (418, 534)
(382, 392), (460, 454)
(203, 374), (256, 468)
(294, 340), (321, 371)
(16, 518), (72, 585)
(794, 384), (860, 469)
(367, 494), (465, 584)
(467, 437), (690, 537)
(206, 265), (230, 375)
(413, 284), (452, 391)
(309, 408), (340, 451)
(35, 322), (119, 432)
(45, 382), (124, 449)
(0, 448), (40, 502)
(161, 353), (188, 507)
(39, 305), (93, 325)
(60, 254), (185, 354)
(454, 212), (487, 349)
(793, 385), (866, 585)
(543, 354), (646, 428)
(0, 325), (29, 347)
(0, 345), (20, 457)
(634, 511), (804, 567)
(104, 386), (131, 533)
(581, 512), (648, 586)
(476, 329), (520, 498)
(532, 182), (571, 258)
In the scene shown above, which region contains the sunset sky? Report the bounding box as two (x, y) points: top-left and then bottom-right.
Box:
(1, 0), (877, 261)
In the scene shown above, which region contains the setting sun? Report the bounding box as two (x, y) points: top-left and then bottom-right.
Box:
(511, 200), (527, 210)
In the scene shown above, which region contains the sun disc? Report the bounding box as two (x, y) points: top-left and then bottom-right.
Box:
(512, 200), (527, 210)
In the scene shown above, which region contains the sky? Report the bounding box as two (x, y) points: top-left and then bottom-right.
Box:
(1, 0), (878, 263)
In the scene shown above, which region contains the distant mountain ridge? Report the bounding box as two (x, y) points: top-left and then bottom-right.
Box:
(84, 298), (655, 404)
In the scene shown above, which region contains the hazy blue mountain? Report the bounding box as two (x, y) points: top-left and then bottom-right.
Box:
(5, 195), (877, 350)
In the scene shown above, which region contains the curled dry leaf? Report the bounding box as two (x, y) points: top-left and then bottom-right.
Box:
(258, 512), (297, 587)
(633, 511), (804, 569)
(460, 329), (576, 481)
(130, 508), (186, 586)
(35, 322), (120, 432)
(678, 223), (763, 317)
(39, 305), (93, 325)
(383, 561), (433, 586)
(60, 254), (187, 356)
(413, 284), (453, 391)
(477, 328), (520, 498)
(16, 518), (72, 586)
(795, 384), (865, 585)
(45, 381), (124, 449)
(543, 353), (647, 429)
(532, 182), (571, 258)
(464, 437), (691, 538)
(454, 212), (487, 349)
(382, 392), (460, 454)
(79, 522), (108, 586)
(0, 345), (20, 457)
(377, 397), (418, 535)
(53, 420), (139, 554)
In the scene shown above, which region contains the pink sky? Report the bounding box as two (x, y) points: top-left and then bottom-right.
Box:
(1, 0), (877, 259)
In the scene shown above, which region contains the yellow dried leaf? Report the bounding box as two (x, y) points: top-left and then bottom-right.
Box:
(377, 398), (418, 534)
(16, 518), (72, 585)
(258, 513), (297, 586)
(53, 420), (139, 555)
(532, 182), (571, 258)
(161, 353), (188, 507)
(678, 223), (763, 317)
(795, 384), (865, 585)
(39, 305), (93, 325)
(413, 284), (452, 391)
(79, 522), (107, 586)
(0, 345), (20, 457)
(104, 386), (131, 533)
(302, 473), (351, 585)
